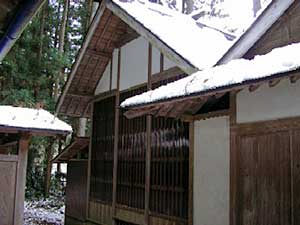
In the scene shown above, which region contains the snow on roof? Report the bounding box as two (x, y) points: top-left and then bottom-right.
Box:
(111, 0), (234, 70)
(0, 106), (72, 134)
(121, 42), (300, 108)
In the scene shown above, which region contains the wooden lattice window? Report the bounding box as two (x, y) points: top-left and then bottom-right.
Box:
(117, 88), (147, 209)
(90, 96), (115, 203)
(90, 73), (189, 219)
(150, 118), (189, 218)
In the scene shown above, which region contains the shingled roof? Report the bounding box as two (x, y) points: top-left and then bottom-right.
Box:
(56, 0), (295, 118)
(56, 0), (236, 118)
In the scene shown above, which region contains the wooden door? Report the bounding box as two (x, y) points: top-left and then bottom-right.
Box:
(65, 160), (88, 222)
(233, 118), (300, 225)
(0, 154), (18, 225)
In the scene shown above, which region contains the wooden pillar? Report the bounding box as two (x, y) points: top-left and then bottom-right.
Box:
(86, 104), (94, 220)
(112, 48), (121, 225)
(188, 122), (194, 225)
(57, 136), (63, 173)
(160, 52), (164, 72)
(229, 92), (237, 225)
(144, 43), (152, 225)
(14, 132), (30, 225)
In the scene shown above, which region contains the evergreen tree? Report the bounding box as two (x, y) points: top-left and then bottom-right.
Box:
(0, 0), (89, 198)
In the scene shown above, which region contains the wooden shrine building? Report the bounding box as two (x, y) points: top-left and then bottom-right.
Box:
(55, 0), (300, 225)
(0, 105), (72, 225)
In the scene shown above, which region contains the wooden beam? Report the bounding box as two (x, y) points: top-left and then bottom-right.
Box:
(94, 12), (113, 50)
(144, 43), (152, 225)
(110, 54), (113, 91)
(93, 89), (117, 103)
(14, 132), (30, 225)
(115, 30), (139, 48)
(193, 109), (230, 121)
(248, 84), (260, 92)
(230, 92), (237, 125)
(290, 75), (300, 84)
(86, 104), (94, 220)
(188, 122), (194, 225)
(268, 79), (281, 87)
(151, 67), (184, 84)
(85, 49), (112, 58)
(0, 141), (18, 148)
(160, 53), (164, 72)
(112, 48), (121, 225)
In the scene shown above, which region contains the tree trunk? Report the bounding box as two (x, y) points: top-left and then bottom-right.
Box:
(54, 0), (69, 101)
(253, 0), (261, 17)
(44, 138), (55, 197)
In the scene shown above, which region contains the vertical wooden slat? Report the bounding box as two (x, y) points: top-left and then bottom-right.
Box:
(290, 130), (294, 225)
(86, 103), (94, 218)
(113, 48), (121, 225)
(188, 122), (194, 225)
(145, 43), (152, 225)
(110, 54), (113, 91)
(291, 129), (300, 225)
(160, 53), (164, 72)
(230, 91), (237, 225)
(14, 132), (30, 225)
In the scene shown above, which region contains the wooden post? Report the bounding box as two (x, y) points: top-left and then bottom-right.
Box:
(86, 103), (94, 220)
(14, 132), (30, 225)
(144, 43), (152, 225)
(57, 136), (62, 173)
(112, 48), (121, 225)
(109, 55), (113, 91)
(229, 91), (237, 225)
(188, 123), (194, 225)
(160, 52), (164, 72)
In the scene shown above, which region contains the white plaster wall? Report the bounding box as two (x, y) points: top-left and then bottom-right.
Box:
(94, 49), (118, 95)
(237, 79), (300, 123)
(194, 117), (230, 225)
(120, 37), (148, 91)
(94, 62), (111, 95)
(152, 46), (161, 75)
(94, 36), (178, 94)
(164, 54), (176, 70)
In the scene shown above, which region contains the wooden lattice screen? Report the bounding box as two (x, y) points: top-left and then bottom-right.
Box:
(117, 88), (147, 209)
(150, 118), (189, 218)
(90, 96), (115, 203)
(90, 74), (189, 219)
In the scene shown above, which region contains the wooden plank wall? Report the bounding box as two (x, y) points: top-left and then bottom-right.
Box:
(0, 155), (18, 225)
(244, 1), (300, 59)
(65, 161), (88, 221)
(231, 117), (300, 225)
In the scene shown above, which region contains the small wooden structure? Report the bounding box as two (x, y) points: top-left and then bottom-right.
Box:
(0, 106), (72, 225)
(53, 137), (90, 225)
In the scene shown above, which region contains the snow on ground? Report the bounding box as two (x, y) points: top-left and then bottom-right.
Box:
(111, 0), (234, 70)
(24, 199), (64, 225)
(0, 106), (72, 133)
(121, 42), (300, 107)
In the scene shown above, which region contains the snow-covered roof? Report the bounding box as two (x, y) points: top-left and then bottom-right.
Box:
(121, 42), (300, 108)
(0, 106), (72, 134)
(108, 0), (234, 71)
